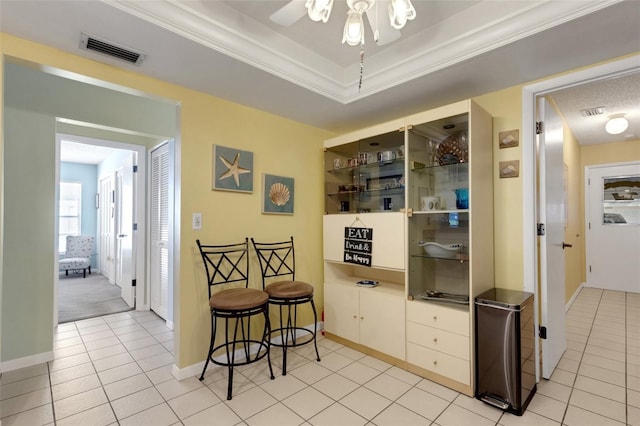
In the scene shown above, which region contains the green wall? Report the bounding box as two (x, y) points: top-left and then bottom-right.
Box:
(2, 108), (57, 360)
(1, 60), (177, 364)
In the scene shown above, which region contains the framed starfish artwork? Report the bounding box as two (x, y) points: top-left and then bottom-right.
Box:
(212, 145), (254, 193)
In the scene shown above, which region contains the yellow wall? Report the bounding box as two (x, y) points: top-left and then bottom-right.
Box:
(0, 33), (333, 369)
(582, 139), (640, 167)
(559, 105), (584, 302)
(473, 86), (524, 290)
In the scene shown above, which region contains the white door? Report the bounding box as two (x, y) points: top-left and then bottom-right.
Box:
(538, 97), (567, 379)
(586, 163), (640, 293)
(150, 144), (169, 319)
(99, 176), (115, 282)
(115, 153), (136, 308)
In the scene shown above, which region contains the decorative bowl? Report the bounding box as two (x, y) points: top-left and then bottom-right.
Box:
(418, 241), (463, 258)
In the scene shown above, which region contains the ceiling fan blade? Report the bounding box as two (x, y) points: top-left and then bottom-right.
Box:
(270, 0), (308, 27)
(365, 0), (401, 46)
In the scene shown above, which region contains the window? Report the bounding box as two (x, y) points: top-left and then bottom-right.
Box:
(59, 182), (82, 252)
(602, 175), (640, 226)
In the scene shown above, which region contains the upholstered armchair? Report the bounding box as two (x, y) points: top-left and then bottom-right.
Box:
(59, 235), (95, 278)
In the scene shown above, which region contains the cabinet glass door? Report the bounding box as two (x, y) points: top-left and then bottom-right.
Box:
(325, 130), (405, 214)
(407, 112), (471, 303)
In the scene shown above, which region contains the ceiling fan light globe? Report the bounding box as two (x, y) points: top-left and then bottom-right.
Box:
(389, 0), (416, 29)
(306, 0), (334, 22)
(342, 10), (365, 45)
(605, 116), (629, 135)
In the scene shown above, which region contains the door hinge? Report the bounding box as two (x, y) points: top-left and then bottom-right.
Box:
(133, 223), (138, 231)
(537, 223), (545, 236)
(589, 265), (592, 273)
(133, 165), (138, 173)
(132, 279), (136, 287)
(536, 121), (544, 134)
(539, 326), (547, 339)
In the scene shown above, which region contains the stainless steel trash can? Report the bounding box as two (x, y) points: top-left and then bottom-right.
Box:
(475, 288), (536, 416)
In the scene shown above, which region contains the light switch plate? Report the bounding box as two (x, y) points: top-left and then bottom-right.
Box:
(192, 213), (202, 230)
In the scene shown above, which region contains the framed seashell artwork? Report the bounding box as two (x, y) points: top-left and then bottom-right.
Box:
(212, 145), (254, 193)
(262, 174), (294, 215)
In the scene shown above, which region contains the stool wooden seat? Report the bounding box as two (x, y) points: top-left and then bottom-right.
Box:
(197, 239), (274, 400)
(251, 237), (321, 375)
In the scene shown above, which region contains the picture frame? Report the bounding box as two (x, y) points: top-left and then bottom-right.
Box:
(262, 174), (294, 215)
(499, 160), (520, 178)
(212, 145), (253, 193)
(499, 129), (519, 149)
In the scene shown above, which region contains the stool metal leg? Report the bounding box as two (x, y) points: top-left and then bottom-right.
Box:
(199, 313), (216, 381)
(309, 298), (321, 362)
(263, 310), (275, 380)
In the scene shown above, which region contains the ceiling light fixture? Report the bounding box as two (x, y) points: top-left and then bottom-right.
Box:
(605, 114), (629, 135)
(303, 0), (416, 91)
(305, 0), (416, 46)
(389, 0), (416, 29)
(306, 0), (334, 22)
(342, 9), (365, 46)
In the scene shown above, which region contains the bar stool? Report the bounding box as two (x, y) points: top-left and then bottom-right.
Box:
(251, 236), (321, 375)
(196, 238), (274, 400)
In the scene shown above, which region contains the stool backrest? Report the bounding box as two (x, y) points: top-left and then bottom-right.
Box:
(251, 236), (296, 289)
(196, 238), (250, 298)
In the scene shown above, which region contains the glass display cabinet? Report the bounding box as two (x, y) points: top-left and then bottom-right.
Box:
(407, 113), (472, 303)
(324, 130), (405, 214)
(403, 100), (494, 396)
(322, 99), (494, 397)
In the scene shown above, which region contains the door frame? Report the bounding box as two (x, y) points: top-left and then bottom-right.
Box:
(54, 133), (147, 326)
(521, 54), (640, 381)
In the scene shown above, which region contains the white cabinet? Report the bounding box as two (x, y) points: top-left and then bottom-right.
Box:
(404, 100), (493, 396)
(322, 99), (493, 396)
(323, 213), (404, 270)
(324, 274), (405, 360)
(406, 301), (471, 386)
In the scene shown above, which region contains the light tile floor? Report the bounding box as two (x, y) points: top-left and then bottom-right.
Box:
(1, 287), (638, 425)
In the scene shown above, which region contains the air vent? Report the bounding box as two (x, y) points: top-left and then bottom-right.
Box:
(580, 106), (606, 117)
(79, 33), (145, 65)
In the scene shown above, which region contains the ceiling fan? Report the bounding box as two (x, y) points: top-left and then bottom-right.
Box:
(270, 0), (416, 46)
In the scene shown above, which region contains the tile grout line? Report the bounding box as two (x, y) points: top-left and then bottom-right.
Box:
(560, 287), (602, 426)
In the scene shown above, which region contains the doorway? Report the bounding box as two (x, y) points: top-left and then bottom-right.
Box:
(523, 55), (640, 381)
(56, 134), (145, 323)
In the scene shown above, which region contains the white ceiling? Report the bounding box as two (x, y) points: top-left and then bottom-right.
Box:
(1, 0), (639, 146)
(60, 141), (117, 164)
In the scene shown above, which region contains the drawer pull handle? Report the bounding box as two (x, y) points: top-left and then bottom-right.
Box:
(360, 316), (364, 320)
(433, 360), (438, 366)
(353, 315), (357, 319)
(433, 316), (437, 321)
(433, 338), (438, 343)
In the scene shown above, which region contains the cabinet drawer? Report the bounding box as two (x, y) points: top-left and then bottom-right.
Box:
(407, 343), (470, 385)
(406, 322), (469, 360)
(406, 301), (469, 336)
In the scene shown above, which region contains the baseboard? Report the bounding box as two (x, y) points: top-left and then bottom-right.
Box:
(171, 321), (322, 381)
(0, 351), (54, 373)
(566, 282), (585, 312)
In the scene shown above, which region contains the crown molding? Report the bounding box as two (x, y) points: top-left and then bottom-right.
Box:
(103, 0), (622, 104)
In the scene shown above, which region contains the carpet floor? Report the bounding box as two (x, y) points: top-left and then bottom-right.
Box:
(58, 273), (131, 323)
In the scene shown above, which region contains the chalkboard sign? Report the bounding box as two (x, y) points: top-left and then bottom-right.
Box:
(344, 227), (373, 266)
